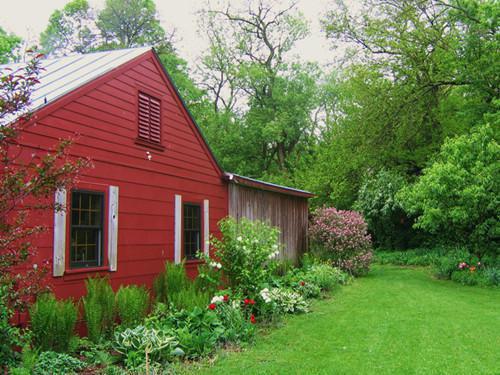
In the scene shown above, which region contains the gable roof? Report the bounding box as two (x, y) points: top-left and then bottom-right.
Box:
(0, 47), (150, 116)
(0, 47), (225, 176)
(1, 47), (313, 198)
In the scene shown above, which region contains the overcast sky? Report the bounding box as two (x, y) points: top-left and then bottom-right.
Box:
(0, 0), (353, 68)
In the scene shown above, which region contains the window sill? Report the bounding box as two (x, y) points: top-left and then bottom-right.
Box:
(135, 138), (165, 151)
(63, 266), (110, 280)
(185, 259), (203, 266)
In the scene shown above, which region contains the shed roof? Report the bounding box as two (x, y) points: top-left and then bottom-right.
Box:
(225, 172), (314, 198)
(0, 47), (150, 122)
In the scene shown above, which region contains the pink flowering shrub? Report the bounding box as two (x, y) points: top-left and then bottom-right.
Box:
(309, 207), (373, 276)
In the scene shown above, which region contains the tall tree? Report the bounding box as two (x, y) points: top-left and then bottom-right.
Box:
(198, 0), (319, 181)
(97, 0), (172, 49)
(40, 0), (97, 56)
(307, 0), (499, 208)
(0, 27), (21, 63)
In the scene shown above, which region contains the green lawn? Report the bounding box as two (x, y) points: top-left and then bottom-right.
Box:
(182, 266), (500, 375)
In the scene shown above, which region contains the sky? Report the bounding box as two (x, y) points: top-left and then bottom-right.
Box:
(0, 0), (349, 68)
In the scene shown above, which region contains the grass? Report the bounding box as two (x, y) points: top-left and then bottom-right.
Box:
(180, 265), (500, 375)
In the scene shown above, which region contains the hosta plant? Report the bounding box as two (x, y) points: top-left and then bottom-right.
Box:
(114, 325), (178, 369)
(260, 287), (309, 314)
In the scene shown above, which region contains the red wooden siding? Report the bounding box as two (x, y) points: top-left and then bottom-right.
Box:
(16, 50), (228, 301)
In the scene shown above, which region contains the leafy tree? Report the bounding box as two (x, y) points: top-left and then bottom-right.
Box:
(198, 1), (319, 182)
(309, 0), (498, 210)
(354, 169), (416, 249)
(0, 56), (90, 309)
(97, 0), (171, 49)
(40, 0), (97, 56)
(0, 27), (21, 63)
(398, 122), (499, 255)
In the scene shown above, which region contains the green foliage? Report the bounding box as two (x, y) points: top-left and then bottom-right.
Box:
(113, 325), (178, 369)
(82, 277), (115, 343)
(0, 27), (21, 63)
(33, 351), (85, 375)
(214, 302), (255, 344)
(398, 124), (499, 255)
(164, 307), (223, 359)
(211, 217), (280, 295)
(97, 0), (167, 48)
(153, 261), (209, 311)
(354, 169), (416, 249)
(115, 285), (150, 329)
(197, 2), (319, 181)
(260, 288), (309, 315)
(168, 287), (210, 312)
(0, 286), (23, 367)
(40, 0), (96, 56)
(29, 293), (77, 353)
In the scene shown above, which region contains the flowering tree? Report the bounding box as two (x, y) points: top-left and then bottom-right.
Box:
(309, 207), (373, 276)
(0, 54), (90, 310)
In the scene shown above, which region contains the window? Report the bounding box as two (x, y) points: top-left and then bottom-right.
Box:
(183, 203), (201, 260)
(70, 191), (104, 268)
(138, 91), (161, 144)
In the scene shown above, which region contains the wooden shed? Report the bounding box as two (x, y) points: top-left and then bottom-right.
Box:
(225, 173), (314, 263)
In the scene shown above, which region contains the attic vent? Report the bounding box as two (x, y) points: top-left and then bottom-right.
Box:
(138, 92), (161, 144)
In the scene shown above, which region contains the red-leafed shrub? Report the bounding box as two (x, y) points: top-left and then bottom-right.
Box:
(309, 207), (373, 276)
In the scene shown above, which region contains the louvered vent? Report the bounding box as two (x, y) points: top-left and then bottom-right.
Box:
(138, 92), (161, 144)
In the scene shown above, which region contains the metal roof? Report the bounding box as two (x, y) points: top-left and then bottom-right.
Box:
(225, 172), (314, 198)
(0, 47), (150, 124)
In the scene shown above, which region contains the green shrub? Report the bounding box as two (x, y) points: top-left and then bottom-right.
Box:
(194, 261), (221, 294)
(82, 277), (115, 343)
(116, 285), (150, 329)
(481, 267), (500, 286)
(0, 286), (23, 367)
(154, 261), (209, 311)
(33, 351), (85, 375)
(354, 169), (417, 249)
(171, 309), (221, 359)
(153, 261), (188, 304)
(29, 293), (77, 352)
(398, 123), (499, 256)
(168, 286), (210, 311)
(215, 301), (255, 343)
(210, 217), (280, 295)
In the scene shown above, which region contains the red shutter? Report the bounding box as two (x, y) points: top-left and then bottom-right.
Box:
(138, 92), (161, 144)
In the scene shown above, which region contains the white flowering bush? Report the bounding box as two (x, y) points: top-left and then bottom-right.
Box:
(211, 217), (281, 295)
(259, 287), (309, 314)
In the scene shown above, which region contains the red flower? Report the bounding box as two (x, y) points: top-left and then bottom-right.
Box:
(208, 303), (216, 310)
(250, 314), (256, 324)
(300, 281), (305, 286)
(223, 294), (229, 302)
(244, 298), (250, 305)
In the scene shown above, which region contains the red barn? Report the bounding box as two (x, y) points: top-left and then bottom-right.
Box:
(1, 47), (313, 305)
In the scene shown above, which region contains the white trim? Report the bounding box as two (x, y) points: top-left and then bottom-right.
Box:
(53, 188), (66, 277)
(203, 199), (209, 256)
(108, 185), (119, 271)
(174, 195), (182, 264)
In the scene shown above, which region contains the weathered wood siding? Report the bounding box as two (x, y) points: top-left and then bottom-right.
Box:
(228, 183), (309, 263)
